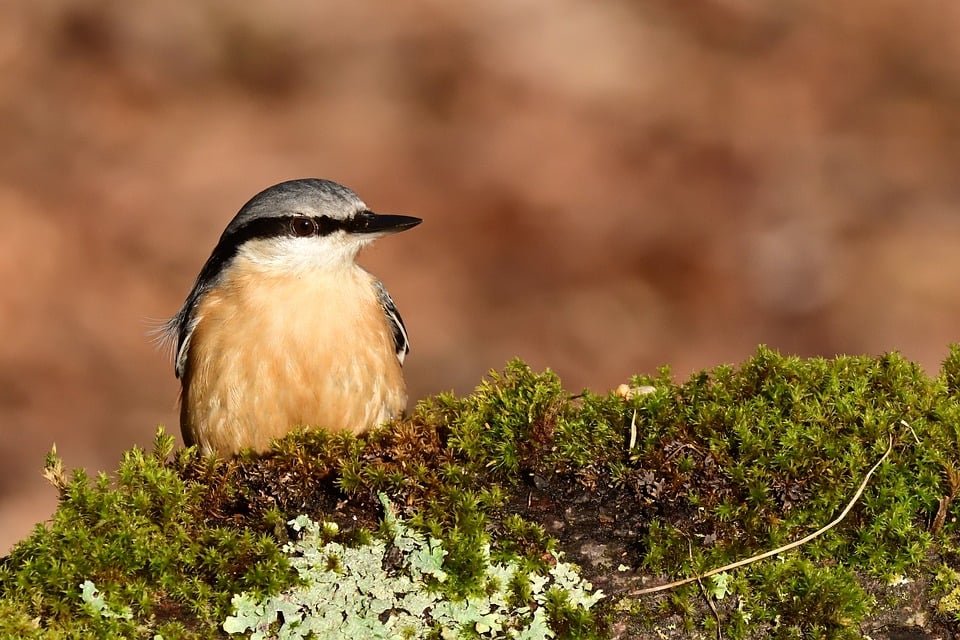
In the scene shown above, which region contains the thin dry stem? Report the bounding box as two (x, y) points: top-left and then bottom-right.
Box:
(633, 435), (894, 596)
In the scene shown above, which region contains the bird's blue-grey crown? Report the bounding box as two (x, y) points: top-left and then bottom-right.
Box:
(164, 178), (421, 379)
(225, 178), (367, 234)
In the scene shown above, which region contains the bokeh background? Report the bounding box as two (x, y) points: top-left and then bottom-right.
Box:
(3, 1), (960, 552)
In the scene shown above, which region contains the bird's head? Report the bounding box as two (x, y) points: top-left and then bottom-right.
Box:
(217, 178), (421, 272)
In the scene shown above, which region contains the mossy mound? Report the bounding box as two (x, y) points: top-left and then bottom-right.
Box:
(2, 347), (960, 638)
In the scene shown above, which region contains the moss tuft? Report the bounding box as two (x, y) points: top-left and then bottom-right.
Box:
(0, 429), (293, 638)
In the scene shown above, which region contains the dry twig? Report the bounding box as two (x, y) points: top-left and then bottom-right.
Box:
(632, 435), (894, 595)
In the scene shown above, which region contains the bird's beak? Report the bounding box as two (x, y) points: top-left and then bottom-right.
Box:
(350, 211), (422, 236)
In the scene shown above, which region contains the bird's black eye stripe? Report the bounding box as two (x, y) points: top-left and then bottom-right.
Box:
(228, 215), (349, 244)
(344, 210), (374, 233)
(223, 212), (386, 246)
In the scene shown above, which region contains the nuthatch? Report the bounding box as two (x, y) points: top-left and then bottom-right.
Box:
(164, 178), (421, 456)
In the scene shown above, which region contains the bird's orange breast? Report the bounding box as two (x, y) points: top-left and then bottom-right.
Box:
(180, 260), (406, 455)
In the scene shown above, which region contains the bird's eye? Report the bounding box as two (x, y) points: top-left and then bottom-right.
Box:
(291, 217), (317, 237)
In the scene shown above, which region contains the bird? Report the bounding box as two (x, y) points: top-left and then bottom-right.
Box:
(163, 178), (421, 456)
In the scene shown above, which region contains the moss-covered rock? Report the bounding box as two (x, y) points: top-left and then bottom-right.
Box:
(2, 347), (959, 638)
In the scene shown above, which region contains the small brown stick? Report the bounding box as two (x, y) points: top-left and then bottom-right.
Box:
(664, 442), (700, 462)
(632, 436), (894, 595)
(931, 462), (960, 534)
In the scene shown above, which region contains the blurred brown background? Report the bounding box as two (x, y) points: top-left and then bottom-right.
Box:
(2, 1), (960, 552)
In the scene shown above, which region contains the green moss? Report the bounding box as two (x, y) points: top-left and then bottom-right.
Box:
(2, 349), (959, 638)
(0, 431), (293, 639)
(936, 565), (960, 622)
(737, 558), (871, 638)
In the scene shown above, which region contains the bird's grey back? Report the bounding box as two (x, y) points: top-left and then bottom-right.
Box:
(225, 178), (367, 235)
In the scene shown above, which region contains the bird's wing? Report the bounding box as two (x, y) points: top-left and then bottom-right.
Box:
(375, 280), (410, 365)
(157, 293), (201, 380)
(160, 307), (193, 380)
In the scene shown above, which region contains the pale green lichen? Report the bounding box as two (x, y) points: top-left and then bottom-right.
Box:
(223, 494), (603, 639)
(78, 580), (133, 621)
